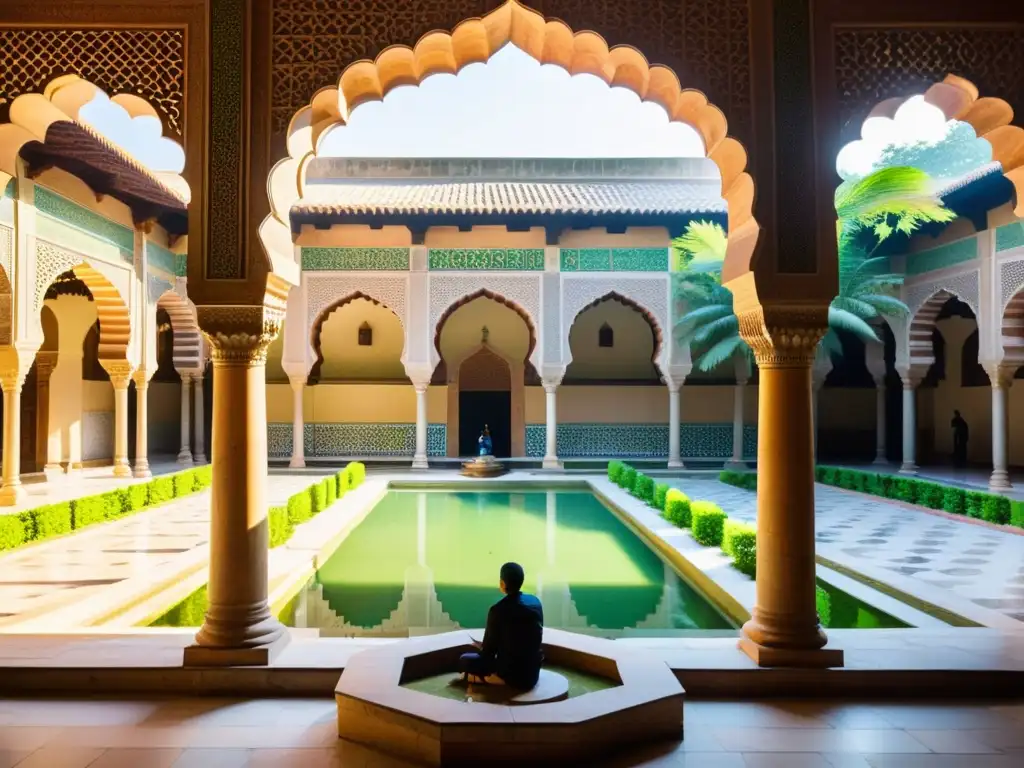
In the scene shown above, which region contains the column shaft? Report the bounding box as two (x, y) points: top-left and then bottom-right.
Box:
(0, 374), (27, 505)
(289, 378), (305, 469)
(186, 338), (287, 665)
(178, 374), (193, 463)
(134, 374), (152, 478)
(193, 374), (207, 464)
(667, 385), (682, 468)
(900, 382), (918, 474)
(543, 385), (559, 469)
(413, 384), (429, 469)
(990, 376), (1012, 490)
(874, 381), (887, 465)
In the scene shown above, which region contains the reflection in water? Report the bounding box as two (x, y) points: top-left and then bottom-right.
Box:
(286, 490), (735, 638)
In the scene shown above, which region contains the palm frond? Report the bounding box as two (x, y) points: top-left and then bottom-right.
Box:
(861, 293), (910, 318)
(695, 336), (752, 372)
(828, 307), (881, 344)
(692, 314), (739, 346)
(830, 295), (880, 320)
(671, 220), (728, 273)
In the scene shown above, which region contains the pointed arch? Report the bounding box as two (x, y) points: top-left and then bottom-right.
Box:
(909, 289), (970, 370)
(156, 289), (201, 371)
(61, 262), (131, 361)
(433, 287), (538, 368)
(571, 291), (664, 366)
(309, 291), (405, 382)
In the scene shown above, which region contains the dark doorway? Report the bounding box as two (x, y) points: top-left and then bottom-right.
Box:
(459, 391), (511, 458)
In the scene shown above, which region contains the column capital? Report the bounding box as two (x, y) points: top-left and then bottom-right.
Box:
(132, 368), (154, 388)
(896, 366), (925, 390)
(34, 351), (59, 382)
(542, 375), (563, 393)
(101, 360), (135, 390)
(0, 366), (27, 392)
(197, 302), (284, 365)
(286, 372), (307, 391)
(736, 303), (829, 369)
(983, 363), (1014, 390)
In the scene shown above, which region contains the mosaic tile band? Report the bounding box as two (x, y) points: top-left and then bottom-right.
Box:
(905, 237), (978, 276)
(525, 423), (757, 459)
(428, 249), (545, 271)
(301, 247), (411, 271)
(560, 248), (668, 272)
(33, 186), (135, 256)
(268, 423), (447, 459)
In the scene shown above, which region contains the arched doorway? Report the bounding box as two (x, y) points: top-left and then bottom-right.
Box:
(458, 345), (513, 458)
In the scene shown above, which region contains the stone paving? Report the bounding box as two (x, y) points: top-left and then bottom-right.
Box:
(0, 471), (327, 628)
(671, 478), (1024, 626)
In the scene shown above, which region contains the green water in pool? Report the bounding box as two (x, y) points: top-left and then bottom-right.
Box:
(282, 489), (735, 637)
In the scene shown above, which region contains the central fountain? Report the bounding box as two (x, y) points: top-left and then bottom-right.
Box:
(460, 425), (508, 478)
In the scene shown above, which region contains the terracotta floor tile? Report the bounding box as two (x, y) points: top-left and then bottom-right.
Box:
(87, 748), (182, 768)
(12, 746), (105, 768)
(171, 749), (250, 768)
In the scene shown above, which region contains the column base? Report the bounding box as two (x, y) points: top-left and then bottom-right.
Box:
(193, 454), (207, 465)
(988, 470), (1013, 492)
(872, 455), (889, 466)
(67, 462), (84, 475)
(177, 451), (193, 464)
(288, 457), (306, 469)
(898, 463), (918, 475)
(412, 456), (429, 470)
(184, 632), (290, 668)
(0, 482), (27, 506)
(113, 461), (133, 478)
(542, 456), (562, 470)
(133, 461), (152, 479)
(667, 458), (685, 469)
(738, 636), (844, 668)
(43, 463), (64, 480)
(186, 613), (291, 667)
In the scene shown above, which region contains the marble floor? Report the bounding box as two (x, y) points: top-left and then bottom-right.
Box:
(674, 479), (1024, 626)
(0, 697), (1022, 767)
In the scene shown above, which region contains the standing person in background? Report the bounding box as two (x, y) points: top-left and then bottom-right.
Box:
(951, 410), (969, 468)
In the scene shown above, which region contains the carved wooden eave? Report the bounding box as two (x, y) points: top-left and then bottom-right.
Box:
(262, 0), (759, 288)
(0, 75), (191, 236)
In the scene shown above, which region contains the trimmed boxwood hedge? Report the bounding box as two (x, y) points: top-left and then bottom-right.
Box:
(0, 465), (215, 554)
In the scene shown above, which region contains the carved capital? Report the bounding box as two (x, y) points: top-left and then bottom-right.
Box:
(542, 376), (563, 393)
(896, 367), (925, 390)
(101, 360), (135, 389)
(736, 304), (829, 369)
(197, 303), (284, 366)
(132, 369), (154, 389)
(985, 364), (1015, 390)
(0, 367), (26, 392)
(34, 351), (59, 382)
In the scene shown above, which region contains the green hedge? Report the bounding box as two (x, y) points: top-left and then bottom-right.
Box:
(723, 520), (756, 576)
(653, 482), (669, 510)
(0, 465), (212, 554)
(268, 505), (292, 549)
(816, 465), (1021, 530)
(633, 473), (655, 503)
(664, 489), (691, 528)
(150, 585), (209, 628)
(620, 465), (637, 492)
(607, 460), (625, 486)
(719, 470), (757, 491)
(691, 501), (727, 547)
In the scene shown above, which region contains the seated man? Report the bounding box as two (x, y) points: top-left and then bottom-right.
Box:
(459, 562), (544, 690)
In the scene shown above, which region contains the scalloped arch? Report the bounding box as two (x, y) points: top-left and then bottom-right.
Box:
(864, 75), (1024, 217)
(268, 0), (759, 278)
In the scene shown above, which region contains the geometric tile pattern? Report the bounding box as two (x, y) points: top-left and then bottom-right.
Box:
(428, 249), (544, 271)
(560, 248), (669, 272)
(174, 253), (188, 277)
(147, 242), (179, 276)
(301, 247), (410, 271)
(33, 187), (135, 257)
(905, 236), (977, 276)
(996, 221), (1024, 252)
(678, 477), (1024, 626)
(267, 423), (446, 459)
(523, 423), (757, 459)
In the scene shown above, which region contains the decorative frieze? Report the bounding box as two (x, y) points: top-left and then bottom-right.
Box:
(560, 248), (668, 272)
(428, 249), (544, 271)
(996, 222), (1024, 253)
(905, 237), (978, 276)
(148, 242), (180, 276)
(524, 423), (757, 459)
(268, 422), (446, 459)
(301, 247), (410, 271)
(33, 187), (134, 257)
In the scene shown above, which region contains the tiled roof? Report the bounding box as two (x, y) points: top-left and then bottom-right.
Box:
(294, 180), (726, 217)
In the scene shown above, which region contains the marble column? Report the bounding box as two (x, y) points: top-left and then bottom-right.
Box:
(185, 309), (288, 666)
(34, 352), (57, 474)
(104, 362), (134, 478)
(0, 367), (28, 506)
(288, 375), (305, 469)
(133, 370), (153, 478)
(873, 374), (887, 465)
(727, 373), (748, 469)
(193, 372), (207, 464)
(899, 371), (920, 475)
(542, 377), (561, 469)
(737, 308), (842, 668)
(987, 365), (1013, 491)
(413, 380), (429, 469)
(667, 381), (682, 468)
(178, 373), (193, 464)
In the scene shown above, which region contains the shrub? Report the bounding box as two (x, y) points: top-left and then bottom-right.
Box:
(72, 493), (114, 528)
(723, 520), (756, 577)
(311, 481), (328, 515)
(268, 505), (292, 548)
(719, 470), (756, 491)
(335, 470), (345, 498)
(24, 502), (72, 541)
(123, 484), (149, 514)
(193, 465), (213, 491)
(915, 481), (945, 510)
(837, 469), (859, 490)
(691, 501), (727, 547)
(607, 461), (625, 486)
(942, 486), (966, 516)
(620, 464), (637, 492)
(633, 473), (655, 503)
(1011, 500), (1024, 530)
(965, 491), (987, 519)
(816, 585), (831, 628)
(173, 470), (195, 498)
(981, 495), (1011, 525)
(818, 467), (839, 486)
(148, 477), (175, 505)
(866, 473), (888, 498)
(325, 476), (337, 506)
(653, 483), (669, 510)
(663, 489), (691, 528)
(347, 462), (367, 489)
(0, 514), (25, 551)
(150, 585), (208, 628)
(287, 490), (313, 527)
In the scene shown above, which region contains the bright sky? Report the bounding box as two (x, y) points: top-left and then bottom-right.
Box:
(79, 91), (186, 174)
(318, 44), (707, 159)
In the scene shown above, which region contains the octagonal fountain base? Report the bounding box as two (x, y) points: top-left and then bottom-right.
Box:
(335, 629), (684, 766)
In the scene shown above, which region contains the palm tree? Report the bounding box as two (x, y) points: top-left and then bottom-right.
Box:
(672, 166), (955, 372)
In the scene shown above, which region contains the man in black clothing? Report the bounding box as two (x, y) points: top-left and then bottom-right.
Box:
(951, 410), (969, 468)
(458, 562), (544, 690)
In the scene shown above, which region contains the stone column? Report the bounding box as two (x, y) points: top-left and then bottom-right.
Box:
(898, 370), (921, 475)
(185, 306), (289, 666)
(727, 372), (748, 469)
(177, 372), (193, 463)
(542, 376), (561, 469)
(103, 361), (135, 478)
(873, 374), (887, 465)
(987, 364), (1013, 491)
(736, 306), (842, 668)
(667, 380), (682, 468)
(0, 367), (28, 506)
(34, 352), (57, 474)
(193, 372), (207, 464)
(413, 380), (429, 469)
(133, 370), (153, 478)
(288, 374), (305, 469)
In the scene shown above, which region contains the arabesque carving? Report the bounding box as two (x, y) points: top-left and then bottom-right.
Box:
(197, 305), (285, 365)
(736, 305), (829, 368)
